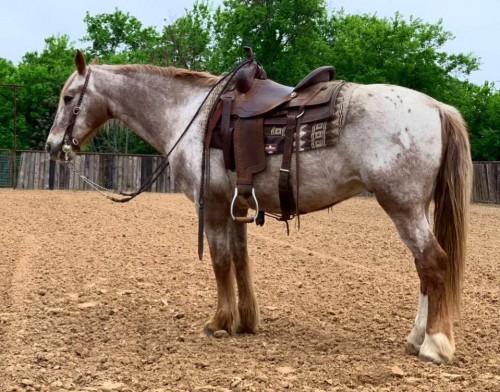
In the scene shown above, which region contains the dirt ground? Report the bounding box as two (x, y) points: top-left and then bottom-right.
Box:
(0, 190), (498, 392)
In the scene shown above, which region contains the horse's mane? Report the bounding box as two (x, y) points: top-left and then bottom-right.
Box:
(108, 64), (220, 87)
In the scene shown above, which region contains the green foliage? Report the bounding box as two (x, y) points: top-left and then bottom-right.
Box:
(211, 0), (331, 84)
(15, 35), (76, 150)
(323, 12), (479, 96)
(441, 80), (500, 160)
(82, 9), (160, 62)
(0, 1), (498, 159)
(158, 1), (215, 69)
(473, 128), (500, 161)
(0, 58), (19, 148)
(468, 84), (500, 160)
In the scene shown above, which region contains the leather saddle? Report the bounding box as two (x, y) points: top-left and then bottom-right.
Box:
(207, 48), (340, 224)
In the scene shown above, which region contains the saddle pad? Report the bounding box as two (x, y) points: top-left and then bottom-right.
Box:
(264, 82), (355, 155)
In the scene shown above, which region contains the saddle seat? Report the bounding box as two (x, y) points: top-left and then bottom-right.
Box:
(231, 65), (336, 118)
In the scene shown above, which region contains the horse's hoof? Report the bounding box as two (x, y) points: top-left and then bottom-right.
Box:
(213, 330), (230, 338)
(204, 320), (236, 336)
(237, 325), (258, 334)
(418, 352), (448, 365)
(203, 325), (215, 336)
(405, 342), (420, 356)
(418, 333), (454, 364)
(406, 325), (425, 356)
(203, 322), (221, 336)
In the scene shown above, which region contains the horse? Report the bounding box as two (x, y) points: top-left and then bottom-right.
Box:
(46, 50), (472, 365)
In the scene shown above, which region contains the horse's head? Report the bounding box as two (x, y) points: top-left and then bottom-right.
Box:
(46, 50), (108, 161)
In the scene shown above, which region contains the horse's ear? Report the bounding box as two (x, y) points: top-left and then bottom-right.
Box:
(75, 50), (86, 75)
(91, 57), (100, 65)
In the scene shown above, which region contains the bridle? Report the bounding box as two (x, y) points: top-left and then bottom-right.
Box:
(62, 68), (92, 157)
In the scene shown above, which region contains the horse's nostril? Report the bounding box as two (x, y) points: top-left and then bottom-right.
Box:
(45, 143), (51, 154)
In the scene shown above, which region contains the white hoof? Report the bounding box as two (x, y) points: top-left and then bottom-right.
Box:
(406, 325), (425, 355)
(418, 332), (455, 364)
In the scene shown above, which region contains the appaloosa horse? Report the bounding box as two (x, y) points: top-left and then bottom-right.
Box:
(46, 51), (472, 364)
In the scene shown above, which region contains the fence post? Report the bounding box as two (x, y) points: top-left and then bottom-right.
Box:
(49, 159), (56, 190)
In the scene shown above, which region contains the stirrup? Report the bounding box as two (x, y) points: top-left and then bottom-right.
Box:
(230, 187), (259, 223)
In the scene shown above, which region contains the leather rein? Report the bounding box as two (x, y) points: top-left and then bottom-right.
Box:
(62, 62), (250, 206)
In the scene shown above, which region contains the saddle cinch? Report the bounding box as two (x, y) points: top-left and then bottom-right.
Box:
(207, 47), (345, 224)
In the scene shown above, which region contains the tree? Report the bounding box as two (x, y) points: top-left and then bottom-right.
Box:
(16, 35), (76, 150)
(322, 11), (480, 98)
(211, 0), (332, 85)
(79, 4), (215, 153)
(82, 9), (160, 63)
(158, 0), (215, 69)
(79, 9), (163, 153)
(2, 3), (497, 159)
(0, 59), (20, 149)
(468, 84), (500, 160)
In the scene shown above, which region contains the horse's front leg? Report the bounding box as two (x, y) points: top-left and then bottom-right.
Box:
(229, 206), (259, 333)
(204, 206), (239, 335)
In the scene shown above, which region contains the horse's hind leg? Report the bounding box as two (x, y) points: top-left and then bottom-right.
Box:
(229, 211), (259, 333)
(377, 198), (455, 364)
(413, 236), (455, 364)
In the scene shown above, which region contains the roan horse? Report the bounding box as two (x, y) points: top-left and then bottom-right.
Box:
(46, 51), (472, 364)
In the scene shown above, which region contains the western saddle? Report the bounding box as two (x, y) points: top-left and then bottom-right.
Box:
(206, 47), (344, 225)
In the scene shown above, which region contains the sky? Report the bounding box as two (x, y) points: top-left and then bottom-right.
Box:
(0, 0), (498, 86)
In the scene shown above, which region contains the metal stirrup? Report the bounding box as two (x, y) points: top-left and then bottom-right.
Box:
(230, 187), (259, 223)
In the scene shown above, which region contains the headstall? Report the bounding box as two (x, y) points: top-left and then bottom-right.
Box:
(63, 68), (92, 156)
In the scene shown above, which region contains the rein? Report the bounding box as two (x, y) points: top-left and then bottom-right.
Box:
(62, 66), (172, 203)
(65, 60), (252, 205)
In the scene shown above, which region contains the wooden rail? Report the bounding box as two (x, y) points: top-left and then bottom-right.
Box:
(16, 151), (177, 193)
(472, 161), (499, 204)
(9, 151), (500, 204)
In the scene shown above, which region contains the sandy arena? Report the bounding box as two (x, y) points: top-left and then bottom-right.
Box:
(0, 190), (498, 391)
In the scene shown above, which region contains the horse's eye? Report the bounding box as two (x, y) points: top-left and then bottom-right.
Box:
(63, 95), (73, 105)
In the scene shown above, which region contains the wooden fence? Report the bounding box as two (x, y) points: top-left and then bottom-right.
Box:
(10, 151), (500, 204)
(472, 161), (499, 204)
(16, 151), (177, 193)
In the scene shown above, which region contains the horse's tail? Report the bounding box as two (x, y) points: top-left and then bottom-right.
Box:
(433, 104), (473, 317)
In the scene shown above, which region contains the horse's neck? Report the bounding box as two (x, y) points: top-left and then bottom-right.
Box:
(102, 69), (210, 155)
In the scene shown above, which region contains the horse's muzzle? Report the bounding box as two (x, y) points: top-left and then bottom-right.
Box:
(45, 142), (61, 160)
(45, 141), (74, 161)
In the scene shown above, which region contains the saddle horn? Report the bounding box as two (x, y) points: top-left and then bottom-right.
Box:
(243, 46), (255, 60)
(235, 47), (267, 93)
